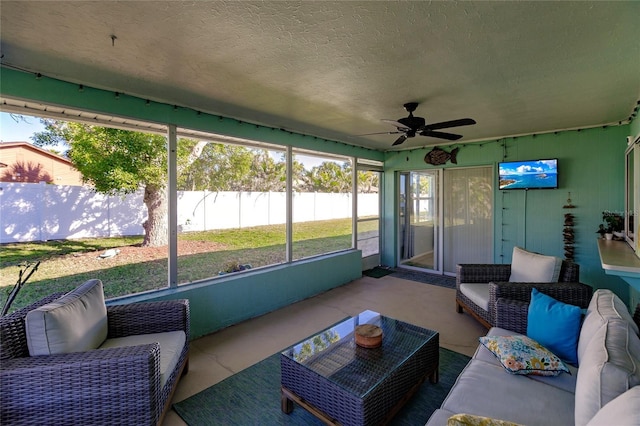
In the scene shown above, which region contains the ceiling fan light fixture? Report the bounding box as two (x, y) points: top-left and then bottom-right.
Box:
(375, 103), (476, 146)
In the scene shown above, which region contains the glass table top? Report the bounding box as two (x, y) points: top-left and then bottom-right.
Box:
(281, 310), (438, 398)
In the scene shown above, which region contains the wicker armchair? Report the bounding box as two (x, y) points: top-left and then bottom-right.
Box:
(455, 260), (590, 329)
(0, 293), (190, 426)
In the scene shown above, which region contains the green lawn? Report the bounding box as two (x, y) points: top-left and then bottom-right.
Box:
(0, 218), (377, 313)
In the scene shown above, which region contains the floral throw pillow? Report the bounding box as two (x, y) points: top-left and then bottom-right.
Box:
(479, 335), (570, 376)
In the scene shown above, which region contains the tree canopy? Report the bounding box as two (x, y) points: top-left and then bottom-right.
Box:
(178, 143), (379, 194)
(177, 143), (290, 192)
(41, 123), (168, 195)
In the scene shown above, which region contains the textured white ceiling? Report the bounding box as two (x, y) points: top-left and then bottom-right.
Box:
(1, 1), (638, 151)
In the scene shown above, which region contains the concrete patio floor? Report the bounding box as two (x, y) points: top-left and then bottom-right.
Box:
(164, 274), (487, 425)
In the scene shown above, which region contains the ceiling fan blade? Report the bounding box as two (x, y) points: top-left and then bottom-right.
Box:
(425, 118), (476, 130)
(392, 134), (408, 146)
(357, 131), (403, 136)
(381, 119), (412, 131)
(420, 130), (463, 141)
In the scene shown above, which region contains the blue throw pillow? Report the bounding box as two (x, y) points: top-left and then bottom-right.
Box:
(527, 288), (581, 365)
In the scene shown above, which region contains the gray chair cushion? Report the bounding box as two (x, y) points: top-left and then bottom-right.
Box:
(100, 330), (186, 388)
(25, 279), (107, 356)
(459, 283), (490, 311)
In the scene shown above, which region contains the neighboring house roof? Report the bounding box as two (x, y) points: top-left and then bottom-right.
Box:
(0, 141), (84, 185)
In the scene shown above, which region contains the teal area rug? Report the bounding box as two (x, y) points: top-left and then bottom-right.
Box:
(173, 347), (470, 425)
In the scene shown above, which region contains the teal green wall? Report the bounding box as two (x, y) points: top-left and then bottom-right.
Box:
(382, 126), (635, 305)
(0, 68), (384, 163)
(108, 251), (362, 339)
(628, 115), (640, 308)
(631, 114), (640, 140)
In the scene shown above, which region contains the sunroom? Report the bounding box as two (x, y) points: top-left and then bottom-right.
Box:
(1, 2), (639, 425)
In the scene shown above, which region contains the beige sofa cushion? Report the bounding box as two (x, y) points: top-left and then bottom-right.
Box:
(26, 279), (108, 356)
(100, 330), (186, 388)
(585, 386), (640, 426)
(509, 247), (562, 283)
(578, 289), (639, 364)
(574, 319), (640, 426)
(440, 359), (575, 426)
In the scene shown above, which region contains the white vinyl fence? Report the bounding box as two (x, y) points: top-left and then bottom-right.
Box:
(0, 182), (378, 243)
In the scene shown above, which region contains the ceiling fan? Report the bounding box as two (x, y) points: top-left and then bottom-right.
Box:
(363, 102), (476, 146)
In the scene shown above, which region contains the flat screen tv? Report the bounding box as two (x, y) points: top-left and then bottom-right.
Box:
(498, 159), (558, 190)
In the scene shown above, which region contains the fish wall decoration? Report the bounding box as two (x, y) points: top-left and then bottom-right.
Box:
(424, 146), (459, 165)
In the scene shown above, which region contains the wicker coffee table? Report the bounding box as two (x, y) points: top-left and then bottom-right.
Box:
(280, 310), (439, 426)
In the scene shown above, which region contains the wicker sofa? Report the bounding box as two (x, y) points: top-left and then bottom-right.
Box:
(456, 248), (587, 329)
(427, 289), (640, 426)
(0, 279), (190, 426)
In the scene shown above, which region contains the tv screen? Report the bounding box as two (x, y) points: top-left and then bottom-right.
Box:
(498, 159), (558, 190)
